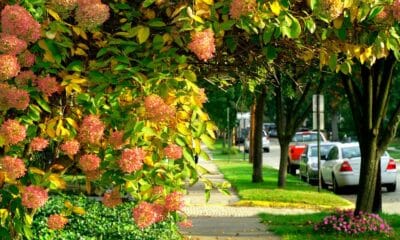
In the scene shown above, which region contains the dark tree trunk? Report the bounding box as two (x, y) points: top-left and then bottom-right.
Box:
(249, 104), (256, 163)
(278, 138), (290, 188)
(342, 52), (399, 213)
(252, 87), (266, 183)
(330, 110), (339, 141)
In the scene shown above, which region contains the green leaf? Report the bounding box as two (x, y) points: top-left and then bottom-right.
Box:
(183, 70), (197, 82)
(220, 20), (235, 31)
(183, 148), (194, 162)
(66, 60), (84, 72)
(281, 15), (301, 39)
(147, 19), (166, 27)
(368, 6), (384, 20)
(33, 96), (51, 113)
(142, 0), (155, 7)
(262, 27), (275, 44)
(328, 54), (337, 72)
(340, 61), (352, 75)
(137, 26), (150, 44)
(263, 45), (277, 61)
(28, 105), (41, 121)
(357, 3), (370, 22)
(304, 18), (316, 34)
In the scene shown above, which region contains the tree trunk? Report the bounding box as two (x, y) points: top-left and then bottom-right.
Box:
(330, 110), (339, 141)
(278, 139), (290, 188)
(252, 87), (266, 183)
(249, 104), (256, 163)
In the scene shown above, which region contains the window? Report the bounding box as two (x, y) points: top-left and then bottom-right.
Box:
(342, 146), (360, 158)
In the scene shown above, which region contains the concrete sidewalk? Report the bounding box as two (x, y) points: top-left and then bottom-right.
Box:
(180, 154), (317, 240)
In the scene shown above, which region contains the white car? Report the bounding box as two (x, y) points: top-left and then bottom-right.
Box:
(244, 130), (270, 153)
(321, 142), (397, 193)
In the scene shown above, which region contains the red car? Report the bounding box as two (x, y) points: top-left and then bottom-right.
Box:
(288, 131), (327, 175)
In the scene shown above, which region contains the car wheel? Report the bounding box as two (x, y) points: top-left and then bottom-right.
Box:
(266, 147), (270, 153)
(332, 175), (341, 194)
(387, 183), (396, 192)
(289, 165), (296, 175)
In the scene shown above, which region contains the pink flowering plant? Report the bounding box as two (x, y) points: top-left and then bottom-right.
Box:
(314, 209), (393, 237)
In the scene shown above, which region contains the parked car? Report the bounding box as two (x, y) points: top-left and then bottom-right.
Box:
(263, 123), (277, 138)
(321, 142), (397, 193)
(244, 130), (270, 153)
(288, 131), (327, 175)
(299, 142), (337, 184)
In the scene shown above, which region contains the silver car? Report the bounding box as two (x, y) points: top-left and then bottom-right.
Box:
(321, 142), (397, 193)
(244, 130), (270, 153)
(299, 142), (337, 184)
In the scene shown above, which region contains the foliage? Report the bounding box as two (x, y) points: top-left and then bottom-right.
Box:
(314, 209), (393, 236)
(31, 194), (182, 240)
(260, 212), (400, 240)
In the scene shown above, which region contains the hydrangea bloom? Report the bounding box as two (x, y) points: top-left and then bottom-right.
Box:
(118, 148), (145, 173)
(21, 185), (48, 209)
(30, 137), (49, 151)
(0, 119), (26, 145)
(36, 75), (62, 96)
(79, 154), (101, 172)
(152, 203), (166, 222)
(47, 214), (68, 230)
(165, 191), (184, 212)
(187, 29), (216, 62)
(77, 0), (101, 6)
(18, 50), (36, 68)
(78, 115), (105, 145)
(152, 185), (164, 196)
(15, 70), (36, 87)
(85, 169), (102, 181)
(0, 34), (27, 54)
(144, 95), (176, 122)
(0, 83), (30, 110)
(179, 219), (193, 228)
(316, 0), (344, 20)
(229, 0), (257, 19)
(164, 144), (183, 160)
(102, 189), (122, 208)
(109, 130), (125, 149)
(50, 0), (77, 18)
(132, 202), (159, 229)
(393, 0), (400, 21)
(75, 2), (110, 30)
(1, 5), (41, 43)
(0, 54), (20, 81)
(1, 156), (26, 180)
(60, 139), (80, 156)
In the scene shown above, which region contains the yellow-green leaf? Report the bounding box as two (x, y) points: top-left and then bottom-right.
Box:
(270, 1), (281, 16)
(137, 25), (150, 44)
(47, 9), (61, 21)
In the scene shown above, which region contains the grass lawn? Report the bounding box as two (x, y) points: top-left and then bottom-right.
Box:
(259, 212), (400, 240)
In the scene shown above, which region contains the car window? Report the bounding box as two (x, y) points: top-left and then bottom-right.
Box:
(292, 133), (319, 142)
(310, 145), (332, 157)
(342, 146), (360, 158)
(327, 147), (339, 160)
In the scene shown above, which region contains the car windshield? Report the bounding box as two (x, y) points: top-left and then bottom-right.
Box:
(342, 146), (360, 158)
(292, 133), (319, 142)
(310, 145), (332, 157)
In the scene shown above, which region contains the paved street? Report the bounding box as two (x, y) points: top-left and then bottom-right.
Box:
(258, 139), (400, 214)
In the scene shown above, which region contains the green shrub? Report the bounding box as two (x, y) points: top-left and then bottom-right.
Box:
(31, 194), (182, 240)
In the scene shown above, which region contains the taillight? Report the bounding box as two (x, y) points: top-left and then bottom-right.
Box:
(386, 159), (397, 170)
(339, 160), (353, 172)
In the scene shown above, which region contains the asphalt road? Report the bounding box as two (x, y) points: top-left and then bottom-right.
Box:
(260, 138), (400, 214)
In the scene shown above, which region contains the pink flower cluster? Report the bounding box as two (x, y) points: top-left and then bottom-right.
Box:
(179, 219), (193, 228)
(393, 0), (400, 21)
(0, 83), (30, 110)
(15, 70), (36, 87)
(18, 50), (36, 68)
(0, 119), (26, 145)
(60, 139), (80, 156)
(50, 0), (78, 14)
(132, 201), (165, 229)
(144, 95), (176, 122)
(36, 76), (62, 97)
(47, 214), (68, 230)
(75, 0), (110, 30)
(21, 185), (48, 209)
(109, 130), (126, 150)
(314, 209), (393, 235)
(118, 148), (145, 173)
(0, 54), (20, 81)
(1, 5), (41, 43)
(79, 154), (101, 172)
(0, 34), (27, 54)
(1, 156), (26, 180)
(165, 191), (184, 212)
(187, 29), (216, 62)
(102, 189), (122, 208)
(164, 144), (183, 160)
(85, 169), (102, 181)
(229, 0), (257, 19)
(78, 115), (105, 145)
(30, 137), (49, 151)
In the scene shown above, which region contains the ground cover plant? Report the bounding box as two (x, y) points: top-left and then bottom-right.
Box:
(260, 211), (400, 240)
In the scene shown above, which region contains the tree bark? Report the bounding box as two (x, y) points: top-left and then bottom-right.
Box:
(278, 139), (290, 188)
(252, 87), (266, 183)
(249, 104), (256, 163)
(330, 110), (339, 141)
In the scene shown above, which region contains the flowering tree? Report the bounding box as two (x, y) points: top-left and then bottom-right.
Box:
(0, 0), (217, 238)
